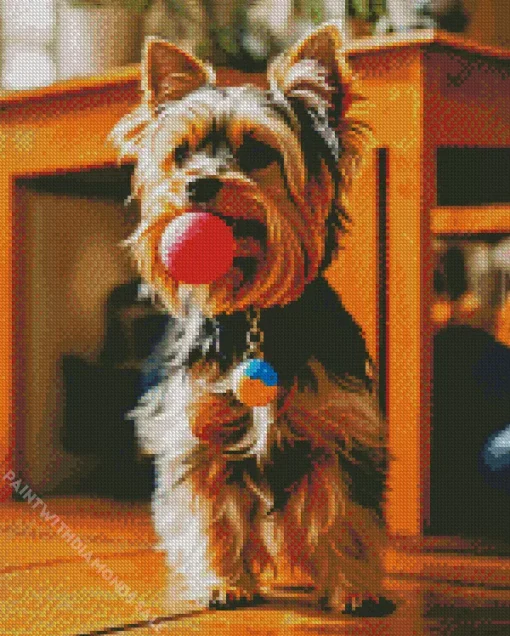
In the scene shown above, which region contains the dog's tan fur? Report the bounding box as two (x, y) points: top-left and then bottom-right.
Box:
(111, 24), (390, 613)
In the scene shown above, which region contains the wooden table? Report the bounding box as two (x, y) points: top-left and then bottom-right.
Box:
(0, 31), (509, 568)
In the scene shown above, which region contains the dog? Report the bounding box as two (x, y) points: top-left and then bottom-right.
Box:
(111, 23), (395, 616)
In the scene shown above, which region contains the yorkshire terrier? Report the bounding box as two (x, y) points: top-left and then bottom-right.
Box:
(111, 24), (395, 616)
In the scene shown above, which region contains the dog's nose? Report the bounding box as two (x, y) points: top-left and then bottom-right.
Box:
(187, 178), (223, 204)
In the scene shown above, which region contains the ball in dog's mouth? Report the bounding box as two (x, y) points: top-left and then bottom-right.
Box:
(159, 210), (267, 289)
(159, 211), (235, 284)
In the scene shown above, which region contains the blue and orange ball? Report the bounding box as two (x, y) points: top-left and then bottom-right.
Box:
(233, 359), (278, 407)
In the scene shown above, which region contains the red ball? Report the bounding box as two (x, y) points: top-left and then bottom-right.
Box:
(159, 211), (235, 284)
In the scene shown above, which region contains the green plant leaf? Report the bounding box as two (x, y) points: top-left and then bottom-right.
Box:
(215, 26), (240, 56)
(162, 0), (189, 16)
(310, 1), (324, 25)
(68, 0), (149, 8)
(370, 0), (386, 20)
(348, 0), (372, 19)
(124, 0), (151, 11)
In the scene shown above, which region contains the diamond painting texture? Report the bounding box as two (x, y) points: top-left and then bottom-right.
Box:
(1, 2), (510, 635)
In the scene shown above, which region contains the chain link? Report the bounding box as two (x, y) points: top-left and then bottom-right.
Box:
(244, 307), (264, 359)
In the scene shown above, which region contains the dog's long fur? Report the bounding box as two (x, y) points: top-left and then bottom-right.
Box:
(111, 24), (390, 613)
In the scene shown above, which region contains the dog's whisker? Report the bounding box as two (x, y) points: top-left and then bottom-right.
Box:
(121, 218), (153, 246)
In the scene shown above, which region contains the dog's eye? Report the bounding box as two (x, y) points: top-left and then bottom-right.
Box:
(174, 142), (189, 167)
(236, 137), (280, 172)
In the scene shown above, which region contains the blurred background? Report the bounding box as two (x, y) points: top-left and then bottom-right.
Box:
(2, 0), (510, 547)
(0, 0), (508, 89)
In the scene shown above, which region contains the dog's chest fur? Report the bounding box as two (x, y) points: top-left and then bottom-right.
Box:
(142, 278), (384, 514)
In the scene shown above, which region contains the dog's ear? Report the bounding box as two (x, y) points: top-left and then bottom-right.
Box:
(143, 37), (215, 111)
(268, 23), (354, 128)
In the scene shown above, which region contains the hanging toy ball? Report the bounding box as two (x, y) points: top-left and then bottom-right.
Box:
(233, 358), (278, 407)
(159, 211), (234, 284)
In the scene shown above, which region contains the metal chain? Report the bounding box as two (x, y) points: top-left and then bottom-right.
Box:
(214, 318), (221, 354)
(245, 307), (264, 359)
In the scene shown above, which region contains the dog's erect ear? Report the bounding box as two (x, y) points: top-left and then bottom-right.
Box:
(142, 37), (215, 111)
(268, 23), (353, 128)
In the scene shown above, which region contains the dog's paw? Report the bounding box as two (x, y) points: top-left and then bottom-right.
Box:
(341, 595), (396, 617)
(319, 593), (396, 617)
(208, 588), (267, 610)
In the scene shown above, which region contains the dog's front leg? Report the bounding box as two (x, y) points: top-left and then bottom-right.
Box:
(205, 478), (271, 609)
(283, 456), (393, 615)
(153, 459), (226, 611)
(154, 457), (268, 610)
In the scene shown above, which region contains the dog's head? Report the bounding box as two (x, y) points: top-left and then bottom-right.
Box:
(111, 24), (364, 318)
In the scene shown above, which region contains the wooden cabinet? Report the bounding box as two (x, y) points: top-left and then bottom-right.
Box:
(1, 31), (509, 568)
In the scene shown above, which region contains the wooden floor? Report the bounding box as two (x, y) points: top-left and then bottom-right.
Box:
(0, 497), (509, 635)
